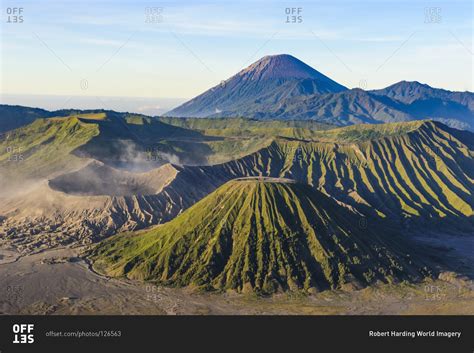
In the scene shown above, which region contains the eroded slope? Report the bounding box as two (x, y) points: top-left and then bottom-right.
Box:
(91, 179), (432, 293)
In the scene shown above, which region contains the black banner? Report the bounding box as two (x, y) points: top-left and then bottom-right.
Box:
(0, 316), (472, 353)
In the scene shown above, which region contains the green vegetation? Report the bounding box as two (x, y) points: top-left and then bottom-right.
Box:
(67, 112), (108, 121)
(158, 117), (333, 138)
(306, 120), (425, 142)
(1, 113), (471, 230)
(159, 116), (333, 130)
(1, 108), (471, 295)
(158, 118), (430, 145)
(90, 179), (431, 294)
(190, 120), (473, 227)
(0, 117), (99, 180)
(0, 105), (51, 133)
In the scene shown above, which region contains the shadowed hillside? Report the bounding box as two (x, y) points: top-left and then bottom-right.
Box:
(166, 54), (347, 118)
(1, 119), (472, 254)
(156, 120), (474, 231)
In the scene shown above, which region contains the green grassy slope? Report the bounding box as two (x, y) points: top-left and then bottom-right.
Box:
(0, 105), (51, 133)
(271, 121), (474, 224)
(0, 111), (338, 173)
(158, 116), (333, 136)
(91, 179), (431, 293)
(306, 120), (424, 142)
(0, 112), (270, 177)
(1, 113), (471, 232)
(155, 117), (338, 164)
(50, 113), (276, 167)
(165, 120), (473, 230)
(158, 116), (334, 129)
(0, 117), (99, 181)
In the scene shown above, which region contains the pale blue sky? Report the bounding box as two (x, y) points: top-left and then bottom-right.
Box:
(0, 0), (472, 114)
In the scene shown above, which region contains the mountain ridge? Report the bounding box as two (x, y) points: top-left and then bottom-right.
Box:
(1, 117), (472, 254)
(165, 54), (474, 131)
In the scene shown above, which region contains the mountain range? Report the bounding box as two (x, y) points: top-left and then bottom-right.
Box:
(1, 111), (472, 257)
(166, 54), (347, 119)
(166, 54), (474, 131)
(1, 54), (473, 295)
(1, 54), (472, 133)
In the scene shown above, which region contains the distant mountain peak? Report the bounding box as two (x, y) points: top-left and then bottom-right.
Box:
(387, 80), (431, 89)
(238, 54), (335, 81)
(166, 54), (347, 117)
(371, 80), (448, 98)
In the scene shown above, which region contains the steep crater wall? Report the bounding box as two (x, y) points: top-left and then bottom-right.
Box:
(49, 162), (177, 196)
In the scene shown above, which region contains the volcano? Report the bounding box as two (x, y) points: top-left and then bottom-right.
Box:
(166, 54), (347, 118)
(164, 54), (474, 131)
(91, 178), (431, 293)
